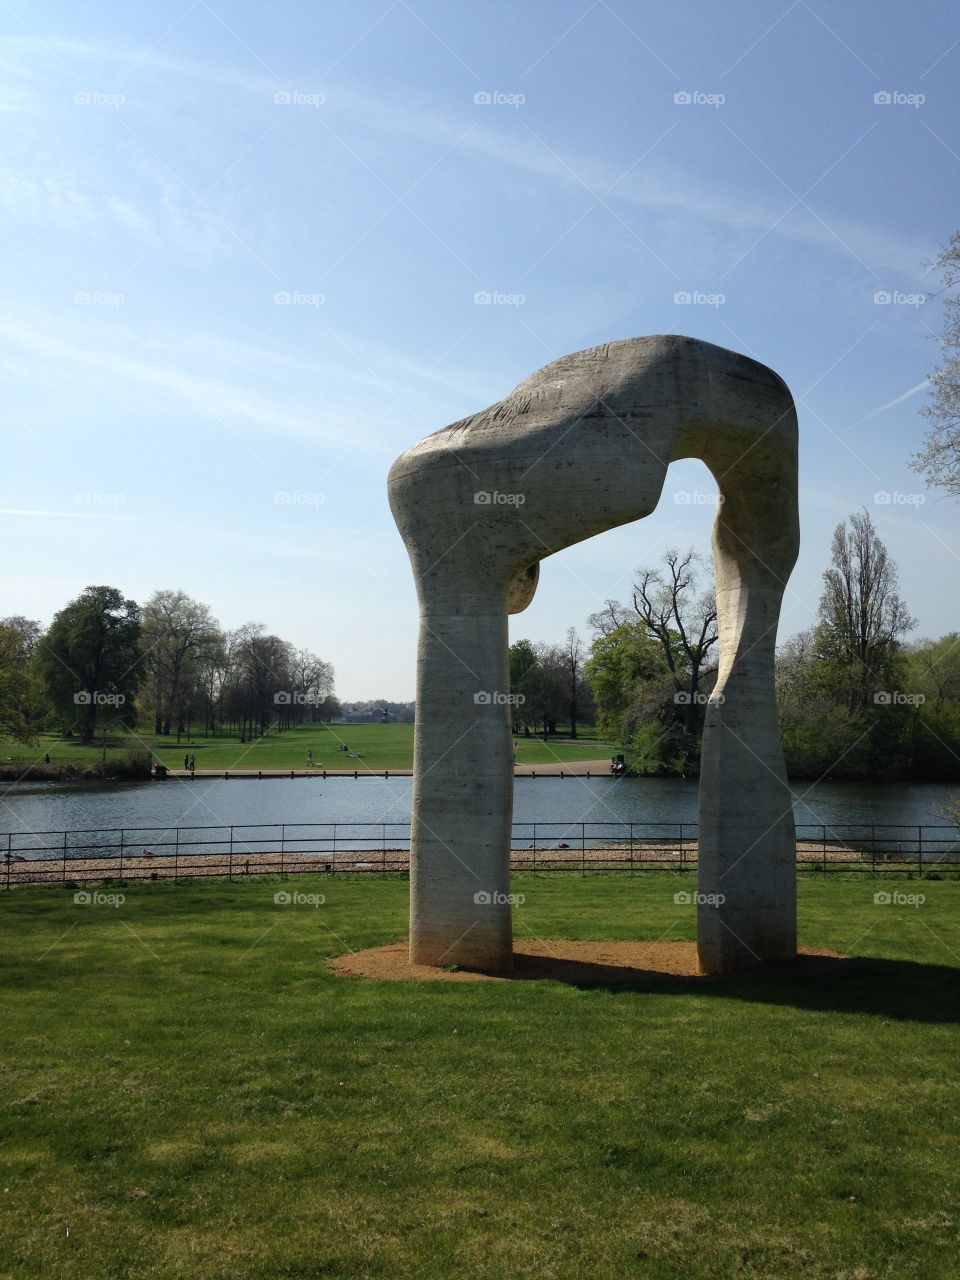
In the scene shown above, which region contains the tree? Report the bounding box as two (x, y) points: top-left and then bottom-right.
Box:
(0, 619), (46, 742)
(224, 624), (296, 739)
(508, 639), (541, 735)
(630, 550), (719, 732)
(813, 510), (915, 712)
(37, 587), (143, 744)
(562, 628), (585, 739)
(141, 590), (224, 740)
(281, 648), (335, 728)
(912, 230), (960, 496)
(907, 633), (960, 712)
(583, 622), (665, 742)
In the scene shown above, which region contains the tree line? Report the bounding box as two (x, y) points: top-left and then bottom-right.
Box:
(565, 509), (959, 780)
(0, 587), (337, 747)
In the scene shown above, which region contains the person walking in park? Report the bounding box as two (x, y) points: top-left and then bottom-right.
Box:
(307, 749), (313, 766)
(184, 754), (189, 770)
(189, 753), (195, 772)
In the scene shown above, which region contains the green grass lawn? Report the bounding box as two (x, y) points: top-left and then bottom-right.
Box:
(3, 723), (616, 774)
(2, 873), (959, 1278)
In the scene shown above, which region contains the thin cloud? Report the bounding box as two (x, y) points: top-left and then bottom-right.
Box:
(0, 36), (933, 282)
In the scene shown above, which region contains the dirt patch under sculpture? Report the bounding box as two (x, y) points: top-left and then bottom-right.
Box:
(328, 940), (847, 985)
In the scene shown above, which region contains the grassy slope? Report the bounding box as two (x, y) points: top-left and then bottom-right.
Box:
(1, 873), (959, 1279)
(2, 723), (616, 773)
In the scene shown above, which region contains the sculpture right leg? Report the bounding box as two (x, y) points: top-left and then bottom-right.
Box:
(695, 421), (800, 973)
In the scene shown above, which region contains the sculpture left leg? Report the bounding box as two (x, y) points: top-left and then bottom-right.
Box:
(696, 428), (800, 974)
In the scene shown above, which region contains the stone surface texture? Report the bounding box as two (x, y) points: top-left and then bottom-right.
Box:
(389, 335), (800, 975)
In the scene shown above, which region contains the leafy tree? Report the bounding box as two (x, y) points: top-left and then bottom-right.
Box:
(508, 639), (542, 736)
(907, 633), (960, 711)
(583, 623), (666, 741)
(813, 509), (915, 712)
(37, 587), (143, 744)
(912, 230), (960, 496)
(0, 619), (46, 742)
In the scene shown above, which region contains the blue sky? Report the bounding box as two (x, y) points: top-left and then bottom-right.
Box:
(2, 0), (958, 699)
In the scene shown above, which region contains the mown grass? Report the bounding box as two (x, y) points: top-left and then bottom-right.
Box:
(2, 722), (616, 774)
(1, 873), (958, 1279)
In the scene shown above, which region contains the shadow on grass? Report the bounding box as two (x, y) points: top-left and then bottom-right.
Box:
(504, 950), (960, 1023)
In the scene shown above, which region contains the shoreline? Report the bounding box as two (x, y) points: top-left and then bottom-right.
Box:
(3, 841), (942, 887)
(0, 759), (619, 783)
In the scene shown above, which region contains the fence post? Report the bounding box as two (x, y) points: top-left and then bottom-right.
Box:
(680, 824), (684, 876)
(630, 822), (634, 876)
(918, 825), (923, 876)
(382, 824), (386, 877)
(62, 830), (67, 883)
(229, 826), (234, 880)
(871, 823), (876, 876)
(174, 827), (179, 883)
(582, 822), (586, 877)
(280, 824), (285, 877)
(822, 824), (827, 874)
(5, 832), (10, 890)
(119, 828), (124, 882)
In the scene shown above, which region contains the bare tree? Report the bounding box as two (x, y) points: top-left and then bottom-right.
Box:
(141, 590), (223, 741)
(631, 550), (719, 731)
(562, 627), (585, 739)
(587, 600), (629, 637)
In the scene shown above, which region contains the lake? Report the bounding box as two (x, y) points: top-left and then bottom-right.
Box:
(1, 776), (956, 857)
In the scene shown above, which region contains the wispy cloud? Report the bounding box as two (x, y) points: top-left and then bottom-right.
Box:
(858, 379), (930, 421)
(0, 35), (933, 282)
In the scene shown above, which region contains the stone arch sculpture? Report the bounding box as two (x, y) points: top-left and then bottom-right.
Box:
(388, 335), (799, 976)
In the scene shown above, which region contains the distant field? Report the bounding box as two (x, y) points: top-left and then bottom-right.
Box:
(2, 723), (617, 773)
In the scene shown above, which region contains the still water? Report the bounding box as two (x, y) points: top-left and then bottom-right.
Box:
(1, 776), (955, 853)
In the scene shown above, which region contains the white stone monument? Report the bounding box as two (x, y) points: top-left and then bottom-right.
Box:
(389, 336), (799, 975)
